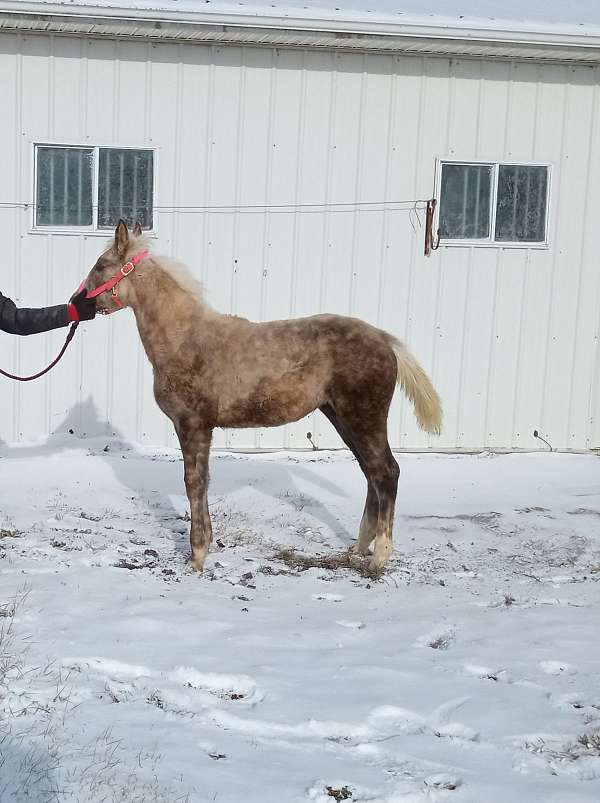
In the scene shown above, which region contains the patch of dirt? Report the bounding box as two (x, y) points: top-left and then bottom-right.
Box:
(51, 539), (83, 551)
(257, 564), (298, 577)
(272, 548), (381, 579)
(146, 691), (164, 709)
(115, 549), (159, 571)
(79, 511), (102, 522)
(326, 787), (352, 801)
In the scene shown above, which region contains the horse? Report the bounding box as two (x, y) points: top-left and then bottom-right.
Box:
(81, 220), (442, 573)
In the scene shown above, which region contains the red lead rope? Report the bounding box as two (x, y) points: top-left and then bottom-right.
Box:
(0, 322), (79, 382)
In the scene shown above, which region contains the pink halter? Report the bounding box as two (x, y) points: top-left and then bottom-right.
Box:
(78, 250), (149, 314)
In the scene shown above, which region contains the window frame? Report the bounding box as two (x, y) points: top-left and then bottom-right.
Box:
(434, 158), (553, 249)
(30, 141), (159, 237)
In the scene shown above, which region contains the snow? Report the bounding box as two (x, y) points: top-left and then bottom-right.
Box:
(17, 0), (600, 38)
(1, 437), (600, 802)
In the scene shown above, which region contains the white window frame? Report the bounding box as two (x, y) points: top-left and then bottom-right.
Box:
(434, 158), (552, 249)
(30, 141), (159, 237)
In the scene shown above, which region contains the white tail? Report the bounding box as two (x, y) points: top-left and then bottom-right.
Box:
(389, 337), (442, 435)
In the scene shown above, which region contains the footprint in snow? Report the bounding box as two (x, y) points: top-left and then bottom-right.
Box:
(424, 773), (462, 791)
(552, 692), (600, 714)
(366, 700), (479, 741)
(63, 657), (264, 711)
(168, 666), (262, 703)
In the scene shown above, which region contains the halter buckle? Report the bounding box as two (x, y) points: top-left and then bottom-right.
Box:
(121, 261), (135, 276)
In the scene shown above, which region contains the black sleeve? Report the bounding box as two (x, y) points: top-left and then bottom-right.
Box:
(0, 293), (70, 336)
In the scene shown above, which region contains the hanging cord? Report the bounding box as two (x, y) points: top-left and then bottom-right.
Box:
(424, 198), (441, 256)
(0, 322), (78, 382)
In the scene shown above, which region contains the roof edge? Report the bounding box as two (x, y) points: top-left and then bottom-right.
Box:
(2, 3), (600, 62)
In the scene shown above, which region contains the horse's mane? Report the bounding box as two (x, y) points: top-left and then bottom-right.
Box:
(126, 235), (208, 306)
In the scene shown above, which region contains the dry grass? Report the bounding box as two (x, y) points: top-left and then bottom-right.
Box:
(576, 730), (600, 756)
(0, 600), (18, 619)
(271, 548), (382, 580)
(523, 730), (600, 765)
(0, 590), (191, 803)
(0, 528), (20, 539)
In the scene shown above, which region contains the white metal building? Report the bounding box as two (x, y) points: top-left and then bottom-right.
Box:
(1, 0), (600, 451)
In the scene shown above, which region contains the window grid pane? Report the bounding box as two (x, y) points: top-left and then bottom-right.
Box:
(439, 163), (492, 240)
(98, 148), (154, 230)
(36, 147), (93, 227)
(494, 165), (548, 242)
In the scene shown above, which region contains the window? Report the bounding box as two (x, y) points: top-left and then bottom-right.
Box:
(36, 147), (94, 227)
(35, 145), (155, 231)
(438, 161), (549, 245)
(98, 149), (154, 230)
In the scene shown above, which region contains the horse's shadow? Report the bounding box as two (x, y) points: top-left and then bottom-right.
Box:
(0, 398), (354, 555)
(208, 452), (355, 549)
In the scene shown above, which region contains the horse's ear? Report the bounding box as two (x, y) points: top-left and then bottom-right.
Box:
(114, 219), (129, 256)
(132, 222), (143, 237)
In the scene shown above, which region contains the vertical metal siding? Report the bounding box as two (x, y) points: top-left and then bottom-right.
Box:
(0, 31), (599, 451)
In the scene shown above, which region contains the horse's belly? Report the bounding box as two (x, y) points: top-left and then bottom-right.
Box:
(217, 386), (318, 428)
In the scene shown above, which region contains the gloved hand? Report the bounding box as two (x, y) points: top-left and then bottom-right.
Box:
(68, 288), (96, 322)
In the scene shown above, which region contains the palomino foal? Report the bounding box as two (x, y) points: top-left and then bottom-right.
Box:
(83, 221), (442, 573)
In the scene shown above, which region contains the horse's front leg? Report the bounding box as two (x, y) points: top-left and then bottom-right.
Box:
(177, 424), (213, 572)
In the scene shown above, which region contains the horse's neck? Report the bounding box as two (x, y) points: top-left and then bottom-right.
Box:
(129, 265), (209, 367)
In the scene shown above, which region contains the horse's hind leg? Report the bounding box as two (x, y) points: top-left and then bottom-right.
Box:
(323, 404), (399, 571)
(351, 429), (399, 571)
(320, 403), (378, 555)
(176, 423), (213, 572)
(368, 440), (400, 571)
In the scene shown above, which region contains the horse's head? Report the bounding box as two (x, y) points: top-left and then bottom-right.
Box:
(82, 220), (145, 314)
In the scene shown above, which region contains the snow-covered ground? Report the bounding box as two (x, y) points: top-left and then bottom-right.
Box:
(1, 438), (599, 802)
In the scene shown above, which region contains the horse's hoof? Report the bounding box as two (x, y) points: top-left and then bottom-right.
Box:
(367, 558), (386, 576)
(350, 543), (371, 557)
(190, 557), (205, 572)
